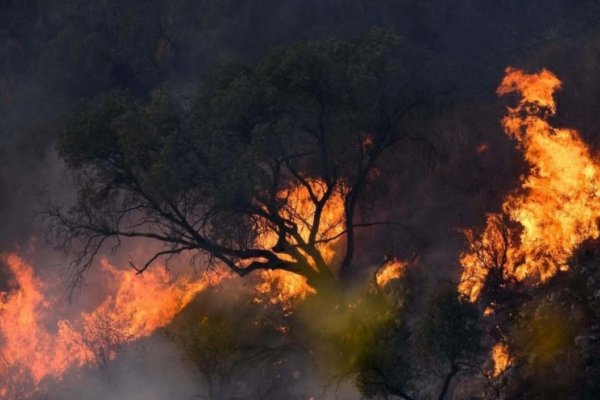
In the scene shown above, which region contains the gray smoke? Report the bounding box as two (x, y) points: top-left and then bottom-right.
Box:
(2, 1), (600, 398)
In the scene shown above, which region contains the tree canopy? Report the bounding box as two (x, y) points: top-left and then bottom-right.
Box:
(49, 29), (428, 290)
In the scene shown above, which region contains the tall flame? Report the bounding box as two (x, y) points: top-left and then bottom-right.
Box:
(460, 67), (600, 301)
(0, 254), (224, 397)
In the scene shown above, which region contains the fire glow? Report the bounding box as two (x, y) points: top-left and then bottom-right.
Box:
(0, 179), (346, 397)
(255, 270), (316, 314)
(254, 179), (345, 307)
(491, 342), (511, 377)
(0, 254), (224, 397)
(255, 178), (346, 265)
(375, 258), (407, 287)
(459, 67), (600, 302)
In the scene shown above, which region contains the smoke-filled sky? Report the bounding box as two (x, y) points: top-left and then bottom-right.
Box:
(2, 1), (600, 398)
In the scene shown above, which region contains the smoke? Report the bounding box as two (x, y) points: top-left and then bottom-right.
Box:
(45, 336), (203, 400)
(2, 0), (598, 262)
(3, 0), (600, 398)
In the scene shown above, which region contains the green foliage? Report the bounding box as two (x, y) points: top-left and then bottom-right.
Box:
(166, 287), (305, 400)
(353, 315), (412, 399)
(60, 91), (135, 169)
(294, 277), (414, 399)
(60, 28), (403, 195)
(51, 28), (424, 288)
(417, 285), (482, 369)
(502, 256), (600, 400)
(506, 296), (584, 399)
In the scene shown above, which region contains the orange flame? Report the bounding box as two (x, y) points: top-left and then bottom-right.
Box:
(255, 180), (345, 309)
(491, 342), (511, 377)
(83, 259), (220, 342)
(0, 253), (224, 397)
(375, 258), (407, 287)
(256, 179), (345, 264)
(459, 68), (600, 301)
(255, 270), (316, 315)
(0, 253), (85, 397)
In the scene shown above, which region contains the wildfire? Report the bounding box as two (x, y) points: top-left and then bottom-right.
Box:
(0, 253), (224, 397)
(256, 179), (345, 264)
(79, 258), (223, 347)
(255, 270), (316, 315)
(375, 258), (407, 287)
(0, 253), (85, 398)
(459, 67), (600, 301)
(255, 179), (345, 309)
(491, 342), (511, 377)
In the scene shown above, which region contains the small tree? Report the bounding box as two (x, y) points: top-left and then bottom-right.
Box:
(460, 213), (521, 306)
(320, 283), (415, 400)
(417, 286), (482, 400)
(47, 29), (429, 291)
(353, 316), (414, 400)
(167, 291), (308, 400)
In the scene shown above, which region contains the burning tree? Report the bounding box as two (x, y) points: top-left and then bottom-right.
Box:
(46, 29), (429, 292)
(459, 67), (600, 304)
(455, 67), (600, 399)
(459, 213), (521, 306)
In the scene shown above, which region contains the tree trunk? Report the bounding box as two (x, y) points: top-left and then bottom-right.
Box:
(438, 364), (459, 400)
(304, 267), (341, 297)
